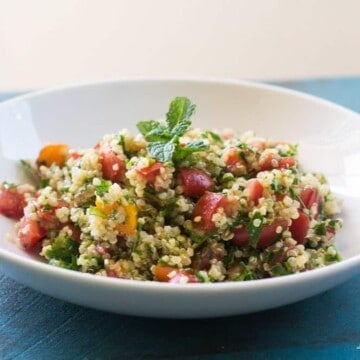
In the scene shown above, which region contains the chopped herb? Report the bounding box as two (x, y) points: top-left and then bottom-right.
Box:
(39, 178), (50, 188)
(95, 179), (110, 197)
(314, 222), (327, 236)
(45, 236), (79, 270)
(19, 159), (40, 184)
(247, 212), (264, 248)
(270, 263), (290, 276)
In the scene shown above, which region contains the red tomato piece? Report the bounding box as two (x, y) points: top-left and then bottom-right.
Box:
(137, 163), (163, 184)
(179, 168), (214, 197)
(259, 153), (296, 171)
(245, 179), (264, 204)
(278, 157), (296, 169)
(99, 151), (126, 183)
(232, 227), (250, 247)
(18, 218), (46, 249)
(249, 139), (266, 151)
(300, 186), (320, 217)
(232, 219), (289, 249)
(192, 192), (227, 231)
(169, 271), (199, 283)
(224, 148), (246, 174)
(37, 200), (68, 230)
(0, 187), (26, 220)
(290, 211), (310, 244)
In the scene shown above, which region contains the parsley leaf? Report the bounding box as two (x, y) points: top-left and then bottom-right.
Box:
(45, 236), (79, 270)
(248, 212), (264, 248)
(95, 179), (110, 197)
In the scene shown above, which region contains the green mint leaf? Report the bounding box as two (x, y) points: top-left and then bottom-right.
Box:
(170, 119), (191, 137)
(202, 130), (222, 143)
(173, 140), (209, 162)
(137, 120), (169, 142)
(147, 141), (175, 162)
(248, 212), (264, 248)
(166, 97), (195, 131)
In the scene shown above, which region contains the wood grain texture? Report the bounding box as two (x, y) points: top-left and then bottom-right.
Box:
(1, 78), (360, 359)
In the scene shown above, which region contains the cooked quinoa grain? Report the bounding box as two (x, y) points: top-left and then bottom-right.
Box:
(0, 97), (343, 283)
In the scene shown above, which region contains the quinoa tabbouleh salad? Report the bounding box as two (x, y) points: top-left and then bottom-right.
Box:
(0, 97), (343, 283)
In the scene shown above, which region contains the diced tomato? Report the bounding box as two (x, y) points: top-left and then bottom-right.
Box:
(65, 223), (81, 242)
(290, 211), (310, 244)
(179, 168), (214, 197)
(137, 163), (163, 184)
(300, 186), (320, 217)
(224, 148), (244, 172)
(192, 192), (227, 231)
(169, 271), (199, 283)
(69, 151), (82, 160)
(231, 227), (249, 247)
(106, 270), (119, 278)
(99, 151), (126, 183)
(249, 139), (266, 151)
(153, 265), (198, 283)
(259, 153), (296, 171)
(278, 157), (296, 169)
(269, 245), (296, 266)
(0, 187), (27, 220)
(232, 219), (289, 249)
(245, 179), (264, 204)
(37, 200), (68, 230)
(192, 247), (223, 270)
(18, 218), (46, 249)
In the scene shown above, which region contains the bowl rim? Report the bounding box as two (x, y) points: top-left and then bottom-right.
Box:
(1, 76), (359, 118)
(0, 77), (359, 293)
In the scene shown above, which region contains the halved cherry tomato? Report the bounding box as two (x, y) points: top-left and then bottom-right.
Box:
(245, 179), (264, 204)
(179, 168), (214, 197)
(300, 186), (320, 217)
(192, 192), (227, 231)
(0, 187), (26, 220)
(153, 265), (198, 283)
(232, 219), (289, 249)
(259, 153), (296, 171)
(99, 151), (126, 183)
(289, 211), (310, 244)
(37, 144), (69, 167)
(18, 218), (46, 249)
(136, 163), (163, 184)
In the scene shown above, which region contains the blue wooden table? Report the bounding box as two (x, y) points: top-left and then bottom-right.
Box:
(1, 78), (360, 360)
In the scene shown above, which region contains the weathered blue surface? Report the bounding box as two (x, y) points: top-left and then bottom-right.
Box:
(1, 78), (360, 360)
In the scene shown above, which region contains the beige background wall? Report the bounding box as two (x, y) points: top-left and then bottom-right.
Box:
(0, 0), (359, 91)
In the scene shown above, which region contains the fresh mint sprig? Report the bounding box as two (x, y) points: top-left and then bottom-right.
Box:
(136, 97), (208, 163)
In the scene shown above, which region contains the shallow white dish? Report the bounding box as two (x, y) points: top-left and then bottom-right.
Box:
(0, 78), (359, 318)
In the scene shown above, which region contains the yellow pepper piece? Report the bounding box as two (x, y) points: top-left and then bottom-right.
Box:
(95, 199), (137, 235)
(37, 143), (69, 167)
(117, 204), (137, 236)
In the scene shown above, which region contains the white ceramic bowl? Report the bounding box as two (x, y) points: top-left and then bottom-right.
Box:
(0, 79), (359, 318)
